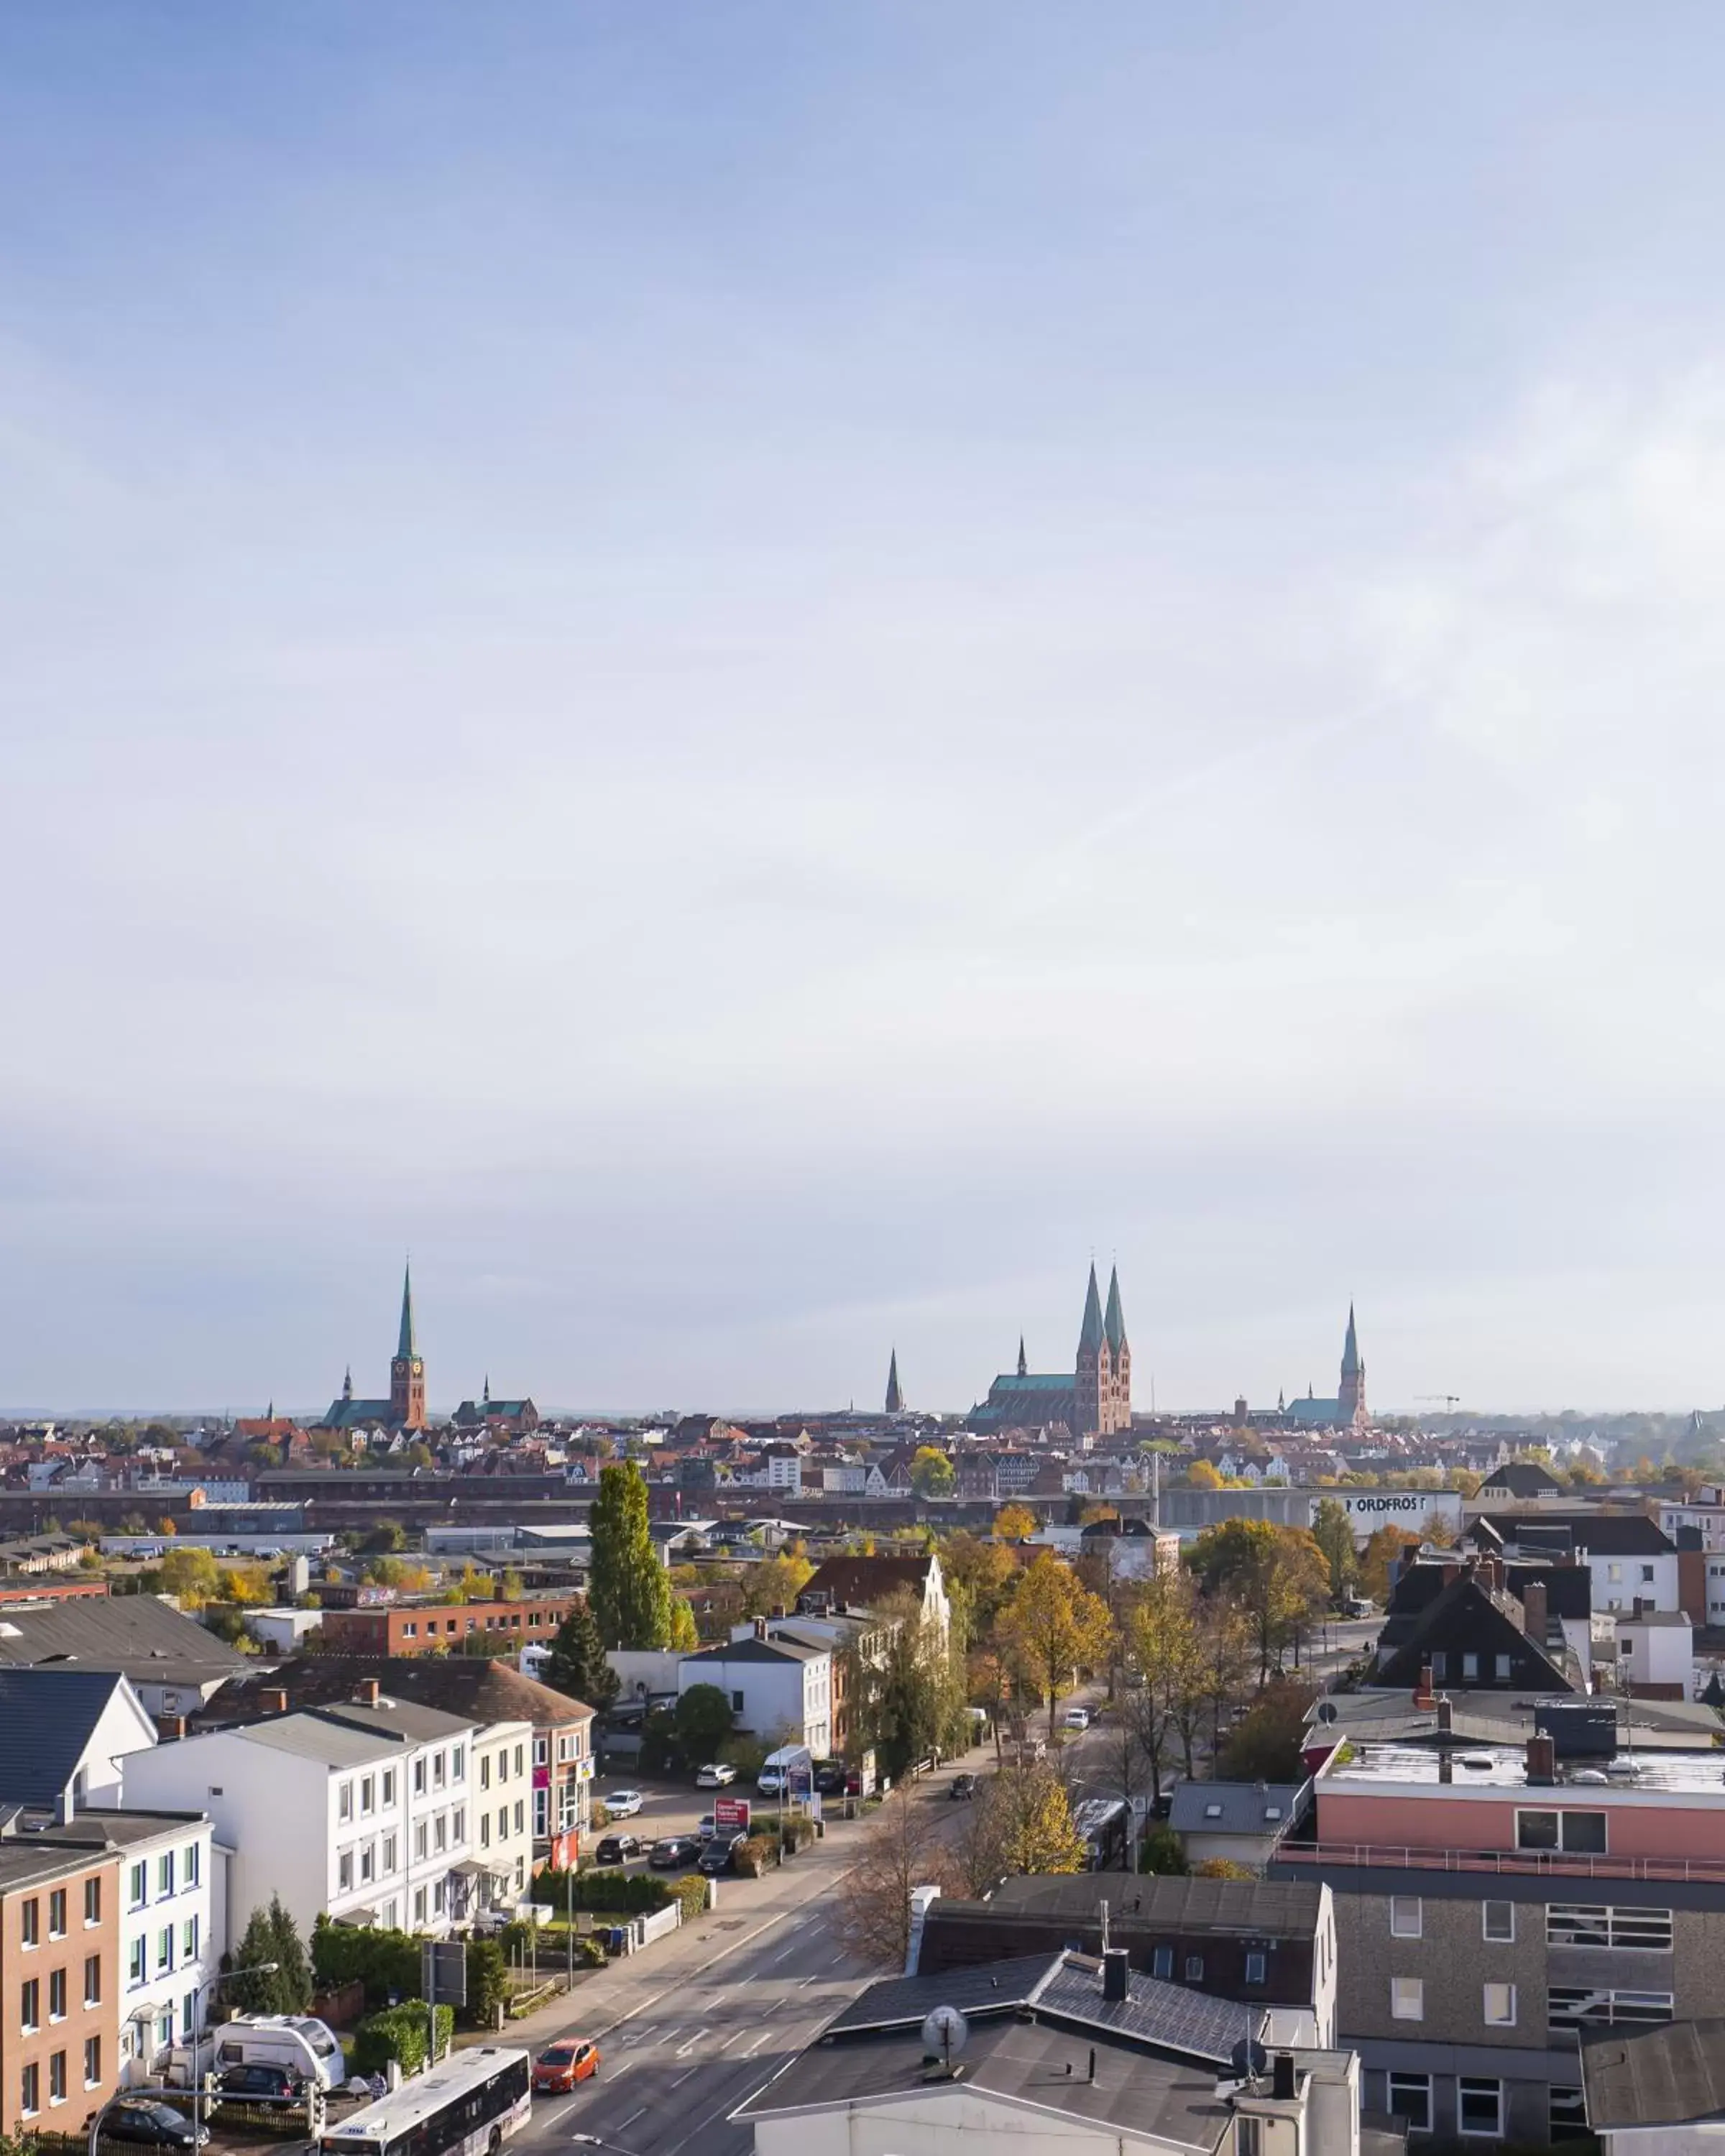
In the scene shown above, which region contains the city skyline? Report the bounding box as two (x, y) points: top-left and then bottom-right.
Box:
(7, 9), (1725, 1408)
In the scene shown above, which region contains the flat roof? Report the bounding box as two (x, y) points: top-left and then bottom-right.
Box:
(1322, 1741), (1725, 1797)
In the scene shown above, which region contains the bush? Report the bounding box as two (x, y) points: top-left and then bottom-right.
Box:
(669, 1874), (709, 1924)
(350, 2002), (454, 2078)
(780, 1816), (816, 1854)
(572, 1935), (607, 1968)
(589, 1800), (612, 1830)
(464, 1939), (508, 2025)
(1138, 1826), (1188, 1876)
(735, 1835), (777, 1879)
(1195, 1858), (1256, 1880)
(538, 1867), (671, 1915)
(311, 1917), (420, 2013)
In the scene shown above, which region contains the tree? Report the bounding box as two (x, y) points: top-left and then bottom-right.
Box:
(1358, 1524), (1422, 1603)
(542, 1595), (620, 1710)
(673, 1682), (734, 1766)
(995, 1553), (1113, 1737)
(496, 1569), (523, 1603)
(954, 1760), (1085, 1889)
(667, 1595), (699, 1651)
(1185, 1520), (1329, 1681)
(834, 1790), (960, 1968)
(1310, 1498), (1358, 1603)
(1218, 1679), (1317, 1784)
(229, 1895), (313, 2014)
(157, 1547), (221, 1609)
(911, 1447), (955, 1501)
(1184, 1460), (1223, 1489)
(1126, 1569), (1209, 1792)
(939, 1533), (1018, 1633)
(738, 1552), (814, 1620)
(993, 1503), (1038, 1542)
(589, 1462), (673, 1649)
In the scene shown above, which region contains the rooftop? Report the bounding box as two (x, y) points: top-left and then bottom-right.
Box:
(1169, 1781), (1305, 1835)
(1321, 1740), (1725, 1797)
(1581, 2017), (1725, 2131)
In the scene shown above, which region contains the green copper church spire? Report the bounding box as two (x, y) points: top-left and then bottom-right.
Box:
(1104, 1266), (1127, 1355)
(1077, 1261), (1106, 1354)
(1341, 1302), (1360, 1378)
(885, 1349), (904, 1415)
(397, 1262), (418, 1360)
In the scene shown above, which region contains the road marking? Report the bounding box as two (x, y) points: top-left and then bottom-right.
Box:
(671, 2063), (700, 2086)
(615, 2105), (647, 2132)
(744, 2030), (772, 2056)
(771, 1940), (799, 1963)
(541, 2100), (574, 2125)
(717, 2029), (744, 2051)
(796, 1973), (817, 1988)
(675, 2027), (709, 2055)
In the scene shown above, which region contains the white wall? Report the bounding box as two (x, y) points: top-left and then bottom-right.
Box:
(114, 1818), (216, 2086)
(679, 1651), (824, 1752)
(750, 2085), (1210, 2156)
(472, 1721), (535, 1904)
(78, 1683), (160, 1806)
(1587, 1550), (1680, 1614)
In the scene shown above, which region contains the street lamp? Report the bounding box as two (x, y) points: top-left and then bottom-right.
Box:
(185, 1961), (280, 2154)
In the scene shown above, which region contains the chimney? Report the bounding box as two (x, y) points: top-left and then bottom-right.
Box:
(1438, 1751), (1453, 1784)
(753, 1618), (768, 1642)
(55, 1787), (75, 1827)
(259, 1688), (288, 1715)
(1522, 1580), (1548, 1644)
(1436, 1697), (1453, 1733)
(1527, 1734), (1555, 1786)
(1102, 1948), (1129, 2003)
(770, 1605), (786, 1621)
(1272, 2053), (1297, 2102)
(356, 1679), (381, 1708)
(1414, 1662), (1435, 1708)
(155, 1714), (186, 1743)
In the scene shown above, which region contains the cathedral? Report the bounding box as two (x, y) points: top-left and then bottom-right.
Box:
(968, 1262), (1132, 1440)
(1284, 1304), (1369, 1429)
(318, 1263), (428, 1433)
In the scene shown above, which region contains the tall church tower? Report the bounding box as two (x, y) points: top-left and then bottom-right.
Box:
(1074, 1262), (1110, 1441)
(1103, 1266), (1131, 1434)
(1338, 1303), (1366, 1427)
(885, 1349), (905, 1416)
(389, 1262), (427, 1430)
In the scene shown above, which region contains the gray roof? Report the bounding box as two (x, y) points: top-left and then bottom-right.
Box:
(1032, 1955), (1263, 2063)
(825, 1955), (1063, 2032)
(1170, 1782), (1303, 1836)
(685, 1636), (824, 1664)
(980, 1872), (1324, 1940)
(232, 1715), (419, 1769)
(1581, 2018), (1725, 2129)
(0, 1595), (247, 1692)
(306, 1699), (473, 1743)
(0, 1668), (137, 1805)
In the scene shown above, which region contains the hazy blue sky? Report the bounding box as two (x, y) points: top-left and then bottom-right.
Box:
(5, 6), (1725, 1415)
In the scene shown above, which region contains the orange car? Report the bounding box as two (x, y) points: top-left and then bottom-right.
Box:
(532, 2040), (601, 2092)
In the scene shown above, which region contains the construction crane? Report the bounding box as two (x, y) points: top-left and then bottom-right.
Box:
(1417, 1393), (1463, 1411)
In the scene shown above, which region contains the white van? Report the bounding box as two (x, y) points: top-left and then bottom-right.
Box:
(169, 2014), (345, 2092)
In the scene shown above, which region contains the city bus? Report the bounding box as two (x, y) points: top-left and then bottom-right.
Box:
(320, 2047), (530, 2156)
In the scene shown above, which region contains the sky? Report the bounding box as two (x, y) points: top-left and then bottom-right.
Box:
(5, 6), (1725, 1416)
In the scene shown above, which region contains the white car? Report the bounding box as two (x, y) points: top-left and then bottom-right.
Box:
(602, 1788), (645, 1818)
(1062, 1707), (1091, 1732)
(695, 1763), (737, 1789)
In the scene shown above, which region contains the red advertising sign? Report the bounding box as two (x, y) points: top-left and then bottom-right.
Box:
(713, 1795), (751, 1833)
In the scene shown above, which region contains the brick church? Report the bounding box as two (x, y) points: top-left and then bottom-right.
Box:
(318, 1263), (428, 1434)
(968, 1262), (1131, 1442)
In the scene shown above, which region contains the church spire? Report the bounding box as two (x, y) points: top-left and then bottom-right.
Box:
(342, 1365), (353, 1402)
(1077, 1262), (1106, 1354)
(1341, 1302), (1361, 1378)
(482, 1373), (490, 1405)
(885, 1349), (904, 1415)
(1016, 1335), (1027, 1378)
(397, 1262), (418, 1360)
(1104, 1266), (1127, 1354)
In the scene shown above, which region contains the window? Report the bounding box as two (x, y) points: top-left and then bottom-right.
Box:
(1386, 2073), (1430, 2133)
(1184, 1955), (1203, 1981)
(183, 1843), (200, 1888)
(1517, 1810), (1607, 1854)
(1483, 1901), (1514, 1943)
(1549, 1987), (1673, 2030)
(413, 1759), (426, 1796)
(1458, 2078), (1502, 2137)
(22, 1978), (40, 2032)
(128, 1939), (145, 1989)
(1390, 1977), (1423, 2021)
(414, 1823), (428, 1861)
(481, 1756), (492, 1791)
(382, 1769), (396, 1805)
(382, 1834), (397, 1873)
(1641, 1565), (1655, 1583)
(402, 1622), (417, 1639)
(49, 2050), (66, 2106)
(49, 1968), (66, 2022)
(1389, 1897), (1422, 1939)
(83, 1956), (100, 2008)
(1429, 1651), (1447, 1681)
(1238, 2119), (1263, 2156)
(480, 1815), (491, 1850)
(1462, 1653), (1479, 1681)
(413, 1887), (427, 1926)
(434, 1814), (447, 1853)
(360, 1776), (375, 1816)
(1152, 1946), (1173, 1978)
(1608, 1563), (1622, 1582)
(182, 1916), (198, 1962)
(514, 1743), (525, 1777)
(156, 2011), (172, 2054)
(1495, 1654), (1512, 1680)
(21, 1898), (39, 1947)
(47, 1889), (66, 1938)
(452, 1746), (465, 1781)
(156, 1927), (173, 1974)
(433, 1879), (445, 1915)
(1547, 1904), (1673, 1951)
(157, 1853), (175, 1899)
(1203, 1802), (1223, 1820)
(533, 1736), (548, 1766)
(359, 1845), (374, 1885)
(337, 1853), (354, 1893)
(20, 2062), (38, 2117)
(433, 1752), (446, 1789)
(1245, 1953), (1266, 1985)
(541, 1787), (555, 1838)
(1484, 1982), (1516, 2027)
(83, 2036), (101, 2089)
(732, 1691), (745, 1713)
(83, 1877), (101, 1926)
(513, 1800), (524, 1836)
(129, 1863), (146, 1910)
(338, 1782), (354, 1823)
(1550, 2087), (1589, 2142)
(452, 1808), (465, 1843)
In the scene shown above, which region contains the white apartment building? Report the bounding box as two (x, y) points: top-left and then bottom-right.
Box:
(681, 1623), (832, 1757)
(469, 1718), (534, 1907)
(111, 1815), (216, 2083)
(124, 1692), (479, 1940)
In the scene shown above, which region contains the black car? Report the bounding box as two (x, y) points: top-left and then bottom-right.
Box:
(698, 1830), (748, 1876)
(214, 2063), (306, 2107)
(595, 1833), (643, 1865)
(949, 1772), (976, 1801)
(648, 1834), (702, 1869)
(100, 2101), (209, 2150)
(813, 1761), (847, 1797)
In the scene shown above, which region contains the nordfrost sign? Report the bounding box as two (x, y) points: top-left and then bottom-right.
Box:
(1312, 1490), (1464, 1542)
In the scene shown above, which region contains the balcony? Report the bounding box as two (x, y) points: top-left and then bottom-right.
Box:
(1275, 1839), (1725, 1885)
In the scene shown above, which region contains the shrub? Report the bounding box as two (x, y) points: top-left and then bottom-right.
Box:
(780, 1816), (816, 1854)
(1138, 1826), (1188, 1876)
(573, 1935), (607, 1968)
(311, 1917), (420, 2013)
(538, 1867), (671, 1915)
(350, 2002), (454, 2078)
(735, 1835), (776, 1879)
(464, 1939), (508, 2025)
(669, 1874), (709, 1924)
(589, 1800), (612, 1830)
(1195, 1858), (1256, 1880)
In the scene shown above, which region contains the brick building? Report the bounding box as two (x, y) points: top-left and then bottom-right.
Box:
(0, 1841), (119, 2135)
(316, 1595), (584, 1658)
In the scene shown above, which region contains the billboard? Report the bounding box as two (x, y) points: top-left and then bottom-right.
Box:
(714, 1795), (751, 1833)
(1312, 1489), (1464, 1542)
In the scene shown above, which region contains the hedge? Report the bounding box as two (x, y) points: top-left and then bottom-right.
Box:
(538, 1867), (672, 1915)
(311, 1917), (420, 2013)
(669, 1874), (708, 1924)
(351, 2002), (454, 2078)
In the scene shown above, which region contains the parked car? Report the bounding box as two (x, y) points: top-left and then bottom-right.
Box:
(949, 1772), (976, 1801)
(532, 2040), (600, 2093)
(696, 1812), (718, 1841)
(212, 2064), (306, 2109)
(649, 1834), (702, 1869)
(1062, 1707), (1091, 1732)
(100, 2103), (208, 2151)
(602, 1789), (645, 1817)
(594, 1833), (643, 1866)
(813, 1760), (847, 1797)
(755, 1767), (786, 1796)
(698, 1831), (748, 1876)
(694, 1763), (736, 1788)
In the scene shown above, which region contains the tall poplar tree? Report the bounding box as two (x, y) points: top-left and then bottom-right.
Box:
(588, 1461), (672, 1649)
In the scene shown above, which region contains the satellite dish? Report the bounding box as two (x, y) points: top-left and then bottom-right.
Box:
(1230, 2035), (1269, 2081)
(921, 2007), (970, 2067)
(1316, 1701), (1338, 1726)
